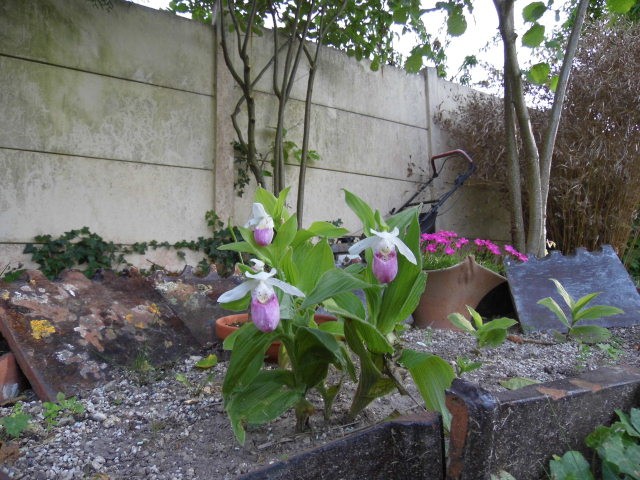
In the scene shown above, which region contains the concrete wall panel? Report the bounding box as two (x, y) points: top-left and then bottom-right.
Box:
(0, 0), (215, 94)
(0, 56), (213, 169)
(0, 149), (213, 244)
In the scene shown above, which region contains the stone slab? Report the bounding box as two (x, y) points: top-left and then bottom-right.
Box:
(505, 246), (640, 332)
(0, 269), (199, 402)
(240, 413), (444, 480)
(446, 365), (640, 480)
(151, 266), (243, 345)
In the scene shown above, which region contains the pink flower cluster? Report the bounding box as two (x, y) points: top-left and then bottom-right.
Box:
(420, 231), (528, 263)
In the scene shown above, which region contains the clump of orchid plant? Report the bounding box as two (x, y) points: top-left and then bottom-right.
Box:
(421, 230), (528, 274)
(216, 187), (455, 445)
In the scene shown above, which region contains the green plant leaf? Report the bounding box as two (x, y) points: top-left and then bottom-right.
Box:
(305, 221), (349, 239)
(254, 187), (278, 218)
(226, 370), (302, 445)
(446, 7), (467, 36)
(0, 412), (31, 438)
(572, 292), (601, 316)
(607, 0), (636, 14)
(616, 408), (640, 438)
(490, 472), (517, 480)
(300, 269), (378, 309)
(290, 239), (335, 294)
(522, 23), (545, 47)
(222, 323), (279, 398)
(398, 349), (455, 429)
(500, 377), (540, 390)
(528, 62), (551, 84)
(468, 306), (484, 330)
(569, 325), (612, 344)
(538, 297), (570, 328)
(447, 312), (476, 333)
(270, 214), (298, 262)
(343, 189), (376, 235)
(522, 2), (547, 22)
(294, 327), (351, 387)
(405, 49), (424, 73)
(195, 354), (218, 369)
(549, 451), (594, 480)
(550, 279), (575, 310)
(573, 305), (624, 322)
(346, 317), (393, 354)
(324, 291), (367, 322)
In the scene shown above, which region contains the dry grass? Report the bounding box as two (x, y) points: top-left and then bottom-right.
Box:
(436, 20), (640, 258)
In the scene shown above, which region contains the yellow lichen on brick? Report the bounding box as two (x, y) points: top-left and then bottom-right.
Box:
(1, 291), (9, 300)
(147, 303), (161, 315)
(31, 319), (56, 340)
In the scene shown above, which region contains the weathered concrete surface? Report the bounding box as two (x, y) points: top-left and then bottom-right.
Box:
(446, 366), (640, 480)
(240, 413), (445, 480)
(0, 270), (199, 402)
(506, 246), (640, 332)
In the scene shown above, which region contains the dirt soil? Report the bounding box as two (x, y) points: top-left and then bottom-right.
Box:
(0, 321), (638, 480)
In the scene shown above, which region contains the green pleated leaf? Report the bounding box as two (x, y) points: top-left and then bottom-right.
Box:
(538, 297), (569, 328)
(398, 349), (455, 429)
(573, 305), (624, 322)
(343, 189), (376, 234)
(294, 326), (351, 387)
(222, 323), (279, 398)
(572, 292), (600, 314)
(348, 316), (393, 354)
(292, 222), (348, 246)
(270, 214), (298, 262)
(447, 312), (475, 333)
(300, 269), (378, 309)
(568, 325), (612, 344)
(226, 370), (302, 445)
(291, 240), (335, 294)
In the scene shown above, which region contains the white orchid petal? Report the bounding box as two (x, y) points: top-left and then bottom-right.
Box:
(267, 277), (306, 298)
(348, 236), (379, 255)
(246, 269), (277, 281)
(217, 280), (256, 303)
(391, 237), (417, 265)
(249, 259), (265, 271)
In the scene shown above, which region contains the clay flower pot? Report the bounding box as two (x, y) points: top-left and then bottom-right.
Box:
(0, 351), (27, 402)
(215, 313), (337, 362)
(413, 255), (506, 330)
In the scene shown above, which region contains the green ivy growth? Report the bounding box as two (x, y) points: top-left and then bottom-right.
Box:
(22, 212), (242, 280)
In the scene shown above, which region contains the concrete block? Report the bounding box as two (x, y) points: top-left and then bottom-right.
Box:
(240, 413), (444, 480)
(446, 366), (640, 480)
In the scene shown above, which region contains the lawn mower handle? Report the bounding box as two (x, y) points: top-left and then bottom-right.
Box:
(430, 149), (475, 178)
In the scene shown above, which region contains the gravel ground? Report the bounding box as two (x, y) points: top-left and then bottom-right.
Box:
(1, 324), (638, 479)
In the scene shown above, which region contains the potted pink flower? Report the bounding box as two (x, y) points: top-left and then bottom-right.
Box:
(414, 231), (527, 329)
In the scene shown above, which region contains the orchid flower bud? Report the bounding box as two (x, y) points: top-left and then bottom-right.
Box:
(245, 203), (275, 246)
(217, 267), (305, 332)
(348, 228), (417, 284)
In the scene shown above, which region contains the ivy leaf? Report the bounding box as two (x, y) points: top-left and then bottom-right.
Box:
(447, 7), (467, 36)
(607, 0), (636, 13)
(522, 2), (547, 22)
(527, 62), (551, 85)
(522, 23), (545, 47)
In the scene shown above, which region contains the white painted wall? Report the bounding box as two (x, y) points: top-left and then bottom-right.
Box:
(0, 0), (509, 273)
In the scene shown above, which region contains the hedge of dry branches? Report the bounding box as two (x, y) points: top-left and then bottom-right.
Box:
(436, 20), (640, 258)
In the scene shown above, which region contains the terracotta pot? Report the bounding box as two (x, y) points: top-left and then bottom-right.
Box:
(215, 313), (337, 362)
(0, 351), (28, 402)
(413, 255), (506, 330)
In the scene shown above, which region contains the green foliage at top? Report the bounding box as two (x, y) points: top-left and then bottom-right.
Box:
(448, 306), (518, 348)
(537, 278), (623, 344)
(549, 407), (640, 480)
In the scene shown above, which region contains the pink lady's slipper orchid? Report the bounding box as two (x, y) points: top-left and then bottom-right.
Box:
(217, 267), (304, 332)
(245, 203), (275, 246)
(348, 228), (417, 284)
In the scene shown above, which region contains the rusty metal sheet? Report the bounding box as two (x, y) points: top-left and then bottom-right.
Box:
(505, 245), (640, 332)
(151, 266), (243, 343)
(0, 269), (199, 401)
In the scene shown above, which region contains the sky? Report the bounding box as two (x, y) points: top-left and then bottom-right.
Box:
(130, 0), (561, 85)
